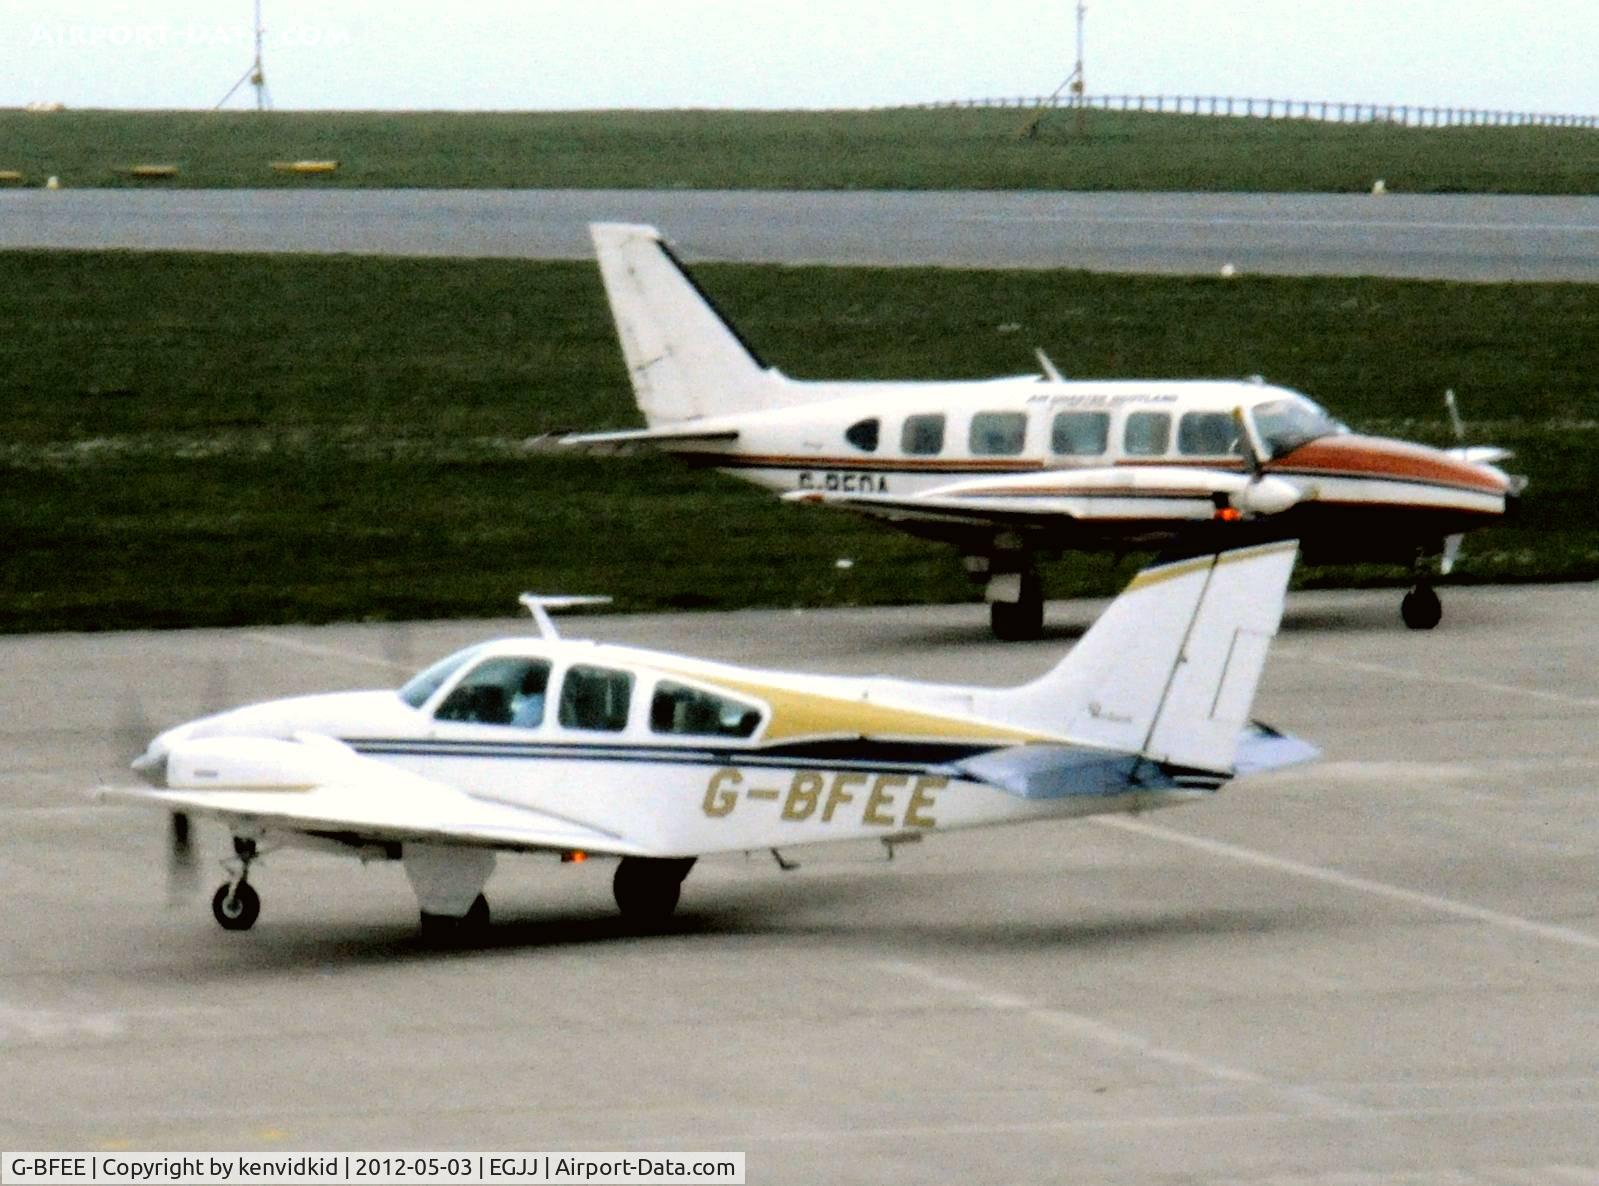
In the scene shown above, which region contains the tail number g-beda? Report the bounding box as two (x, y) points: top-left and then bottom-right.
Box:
(796, 472), (888, 493)
(702, 767), (941, 829)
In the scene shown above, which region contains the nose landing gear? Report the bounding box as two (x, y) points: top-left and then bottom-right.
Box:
(1400, 581), (1443, 630)
(211, 836), (262, 931)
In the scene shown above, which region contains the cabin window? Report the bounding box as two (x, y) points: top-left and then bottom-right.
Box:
(969, 411), (1027, 456)
(650, 680), (762, 739)
(434, 657), (552, 727)
(901, 413), (946, 456)
(1050, 410), (1110, 456)
(1178, 411), (1241, 456)
(558, 665), (634, 733)
(844, 418), (880, 453)
(1123, 411), (1171, 456)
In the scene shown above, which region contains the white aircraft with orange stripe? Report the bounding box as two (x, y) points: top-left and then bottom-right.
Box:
(103, 545), (1312, 940)
(568, 223), (1522, 639)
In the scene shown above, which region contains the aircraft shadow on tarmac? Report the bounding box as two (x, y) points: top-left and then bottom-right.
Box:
(161, 868), (1336, 972)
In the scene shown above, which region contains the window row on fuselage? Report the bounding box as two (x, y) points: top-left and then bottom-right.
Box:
(841, 408), (1245, 462)
(432, 655), (764, 741)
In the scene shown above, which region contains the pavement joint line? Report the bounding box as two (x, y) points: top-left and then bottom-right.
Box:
(1271, 644), (1599, 709)
(239, 631), (411, 673)
(1096, 816), (1599, 951)
(873, 956), (1363, 1117)
(963, 213), (1599, 234)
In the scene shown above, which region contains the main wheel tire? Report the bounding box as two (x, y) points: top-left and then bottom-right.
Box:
(1401, 585), (1443, 630)
(990, 573), (1045, 641)
(419, 894), (491, 944)
(211, 881), (260, 931)
(612, 857), (696, 926)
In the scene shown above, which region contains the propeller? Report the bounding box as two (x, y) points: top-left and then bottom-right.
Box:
(120, 658), (234, 905)
(1222, 407), (1302, 519)
(1443, 388), (1514, 466)
(166, 810), (199, 903)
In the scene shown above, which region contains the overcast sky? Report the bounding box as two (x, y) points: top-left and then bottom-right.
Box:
(6, 1), (1597, 115)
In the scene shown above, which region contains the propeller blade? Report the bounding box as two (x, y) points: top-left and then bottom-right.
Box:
(201, 658), (231, 718)
(1231, 406), (1263, 477)
(166, 811), (200, 904)
(1441, 533), (1464, 577)
(115, 686), (156, 779)
(380, 619), (418, 683)
(1444, 389), (1466, 445)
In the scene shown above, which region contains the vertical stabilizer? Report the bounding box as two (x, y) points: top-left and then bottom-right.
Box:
(994, 541), (1298, 774)
(590, 223), (790, 426)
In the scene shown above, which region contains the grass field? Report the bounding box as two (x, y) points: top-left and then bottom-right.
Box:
(2, 107), (1597, 192)
(2, 248), (1595, 633)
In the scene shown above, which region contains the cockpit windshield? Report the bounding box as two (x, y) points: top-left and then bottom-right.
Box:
(397, 643), (489, 709)
(1249, 396), (1344, 459)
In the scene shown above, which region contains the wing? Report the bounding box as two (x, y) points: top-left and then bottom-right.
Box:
(784, 466), (1303, 530)
(101, 734), (650, 856)
(783, 487), (1065, 529)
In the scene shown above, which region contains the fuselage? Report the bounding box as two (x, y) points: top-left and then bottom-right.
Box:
(146, 637), (1201, 859)
(653, 377), (1514, 560)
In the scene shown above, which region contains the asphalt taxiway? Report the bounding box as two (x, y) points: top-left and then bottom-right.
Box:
(2, 583), (1598, 1183)
(4, 189), (1599, 279)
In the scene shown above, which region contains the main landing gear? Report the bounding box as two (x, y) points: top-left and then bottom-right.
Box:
(612, 856), (697, 927)
(211, 836), (262, 931)
(419, 894), (491, 943)
(1400, 580), (1443, 631)
(972, 546), (1045, 641)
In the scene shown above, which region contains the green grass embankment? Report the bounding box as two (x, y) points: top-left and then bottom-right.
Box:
(1, 107), (1596, 192)
(1, 249), (1594, 632)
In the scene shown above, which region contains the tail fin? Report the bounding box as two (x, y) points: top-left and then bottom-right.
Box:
(590, 223), (793, 426)
(995, 541), (1298, 775)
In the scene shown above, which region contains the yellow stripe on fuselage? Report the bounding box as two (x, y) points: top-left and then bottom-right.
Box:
(652, 668), (1053, 745)
(1124, 540), (1297, 593)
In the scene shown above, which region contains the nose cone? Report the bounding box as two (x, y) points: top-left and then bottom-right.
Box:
(1270, 434), (1511, 497)
(1232, 475), (1303, 516)
(131, 746), (169, 788)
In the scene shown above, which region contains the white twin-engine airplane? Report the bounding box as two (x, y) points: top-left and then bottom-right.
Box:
(105, 544), (1313, 940)
(568, 223), (1522, 640)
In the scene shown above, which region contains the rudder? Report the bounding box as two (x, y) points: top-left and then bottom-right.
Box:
(992, 541), (1298, 775)
(590, 223), (789, 425)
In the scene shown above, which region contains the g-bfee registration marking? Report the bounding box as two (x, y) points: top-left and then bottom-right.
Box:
(702, 767), (942, 828)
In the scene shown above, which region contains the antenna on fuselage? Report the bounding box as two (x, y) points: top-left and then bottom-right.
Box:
(518, 593), (612, 641)
(1034, 348), (1065, 383)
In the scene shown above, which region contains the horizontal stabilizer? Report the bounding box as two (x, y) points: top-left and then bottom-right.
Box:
(1232, 721), (1320, 776)
(949, 745), (1148, 800)
(563, 425), (740, 448)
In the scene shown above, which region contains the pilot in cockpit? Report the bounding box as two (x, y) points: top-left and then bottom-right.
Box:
(509, 663), (550, 728)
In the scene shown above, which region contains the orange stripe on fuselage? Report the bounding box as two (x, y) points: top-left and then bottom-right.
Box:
(1267, 436), (1507, 495)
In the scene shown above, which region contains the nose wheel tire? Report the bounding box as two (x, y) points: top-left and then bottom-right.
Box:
(211, 881), (261, 931)
(1401, 584), (1443, 630)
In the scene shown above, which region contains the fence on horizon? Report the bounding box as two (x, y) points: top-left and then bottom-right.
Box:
(909, 93), (1599, 130)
